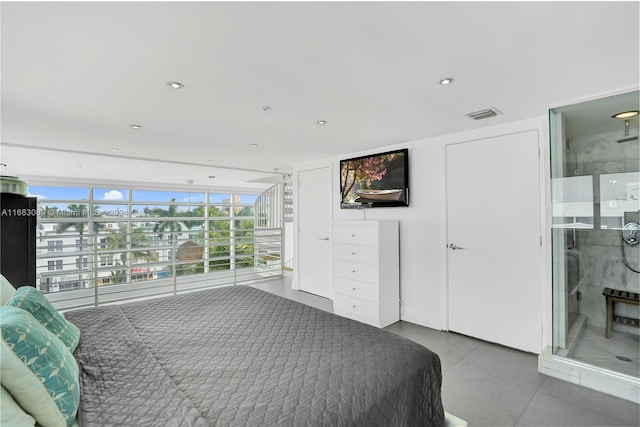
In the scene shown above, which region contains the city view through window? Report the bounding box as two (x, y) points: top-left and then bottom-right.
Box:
(30, 185), (282, 308)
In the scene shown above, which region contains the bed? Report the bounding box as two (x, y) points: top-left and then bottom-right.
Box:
(62, 285), (444, 426)
(64, 285), (444, 426)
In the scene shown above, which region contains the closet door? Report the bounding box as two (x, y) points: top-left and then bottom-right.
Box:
(297, 166), (332, 298)
(446, 131), (542, 353)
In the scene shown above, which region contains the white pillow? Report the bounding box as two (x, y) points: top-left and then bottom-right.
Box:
(0, 385), (36, 427)
(0, 275), (17, 305)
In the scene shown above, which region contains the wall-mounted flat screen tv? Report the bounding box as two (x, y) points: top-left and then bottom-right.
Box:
(340, 148), (409, 208)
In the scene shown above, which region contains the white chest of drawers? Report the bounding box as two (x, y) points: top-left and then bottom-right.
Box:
(332, 220), (399, 328)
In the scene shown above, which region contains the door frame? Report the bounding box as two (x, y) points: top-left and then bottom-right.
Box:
(292, 161), (333, 293)
(440, 123), (550, 352)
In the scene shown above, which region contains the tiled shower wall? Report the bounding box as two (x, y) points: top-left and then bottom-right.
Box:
(567, 130), (640, 335)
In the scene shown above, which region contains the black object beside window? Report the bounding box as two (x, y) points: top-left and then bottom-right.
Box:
(0, 194), (37, 289)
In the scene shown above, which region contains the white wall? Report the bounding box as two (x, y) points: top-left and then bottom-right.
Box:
(294, 116), (552, 349)
(330, 139), (449, 328)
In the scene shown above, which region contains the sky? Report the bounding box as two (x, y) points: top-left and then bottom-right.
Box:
(28, 186), (258, 204)
(27, 186), (259, 219)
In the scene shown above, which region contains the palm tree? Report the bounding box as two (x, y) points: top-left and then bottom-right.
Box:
(55, 204), (88, 234)
(104, 224), (158, 285)
(150, 199), (208, 276)
(41, 206), (59, 218)
(208, 206), (231, 270)
(55, 204), (106, 236)
(234, 218), (255, 268)
(55, 204), (106, 285)
(152, 199), (184, 239)
(182, 208), (205, 236)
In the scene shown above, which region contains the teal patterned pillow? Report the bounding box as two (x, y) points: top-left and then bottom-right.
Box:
(7, 286), (80, 351)
(0, 306), (79, 427)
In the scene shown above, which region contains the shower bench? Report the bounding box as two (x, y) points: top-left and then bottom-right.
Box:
(603, 287), (639, 338)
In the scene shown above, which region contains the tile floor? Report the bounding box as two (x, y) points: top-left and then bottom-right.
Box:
(571, 325), (640, 378)
(252, 276), (640, 427)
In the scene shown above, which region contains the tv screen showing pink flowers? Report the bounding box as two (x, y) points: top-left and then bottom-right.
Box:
(340, 148), (409, 208)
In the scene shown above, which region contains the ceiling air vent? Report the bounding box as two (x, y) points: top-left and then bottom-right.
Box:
(467, 108), (500, 120)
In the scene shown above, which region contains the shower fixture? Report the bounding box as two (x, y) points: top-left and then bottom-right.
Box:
(621, 221), (640, 273)
(622, 221), (640, 246)
(612, 110), (639, 143)
(608, 179), (619, 208)
(617, 120), (638, 143)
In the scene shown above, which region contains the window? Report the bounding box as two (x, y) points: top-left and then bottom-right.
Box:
(48, 260), (63, 271)
(75, 257), (88, 270)
(48, 240), (63, 252)
(34, 185), (275, 307)
(100, 256), (114, 267)
(59, 281), (83, 291)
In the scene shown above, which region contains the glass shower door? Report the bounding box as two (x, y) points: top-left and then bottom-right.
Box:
(549, 90), (640, 377)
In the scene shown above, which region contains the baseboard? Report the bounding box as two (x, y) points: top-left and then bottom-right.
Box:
(538, 346), (640, 403)
(400, 305), (442, 330)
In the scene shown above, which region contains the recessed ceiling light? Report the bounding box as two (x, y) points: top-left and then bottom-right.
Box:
(612, 110), (639, 119)
(167, 81), (184, 89)
(439, 77), (454, 85)
(111, 148), (118, 152)
(250, 144), (259, 148)
(317, 120), (327, 125)
(208, 175), (216, 179)
(130, 124), (142, 129)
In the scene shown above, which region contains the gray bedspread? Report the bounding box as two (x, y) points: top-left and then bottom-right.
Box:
(66, 286), (444, 427)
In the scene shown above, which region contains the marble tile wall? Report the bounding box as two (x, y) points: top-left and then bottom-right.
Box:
(575, 229), (639, 333)
(567, 130), (640, 335)
(569, 130), (639, 177)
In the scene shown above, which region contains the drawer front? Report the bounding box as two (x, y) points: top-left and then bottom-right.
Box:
(333, 259), (379, 284)
(334, 294), (380, 323)
(333, 276), (379, 303)
(333, 225), (379, 246)
(333, 243), (378, 265)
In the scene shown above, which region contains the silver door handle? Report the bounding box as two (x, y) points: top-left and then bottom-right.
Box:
(319, 237), (330, 241)
(448, 243), (464, 250)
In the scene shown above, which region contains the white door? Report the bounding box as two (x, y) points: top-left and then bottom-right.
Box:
(297, 166), (332, 298)
(446, 131), (542, 353)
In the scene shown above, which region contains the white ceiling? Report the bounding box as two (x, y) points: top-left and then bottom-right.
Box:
(1, 1), (639, 189)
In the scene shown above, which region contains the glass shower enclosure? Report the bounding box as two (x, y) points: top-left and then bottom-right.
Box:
(549, 90), (639, 380)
